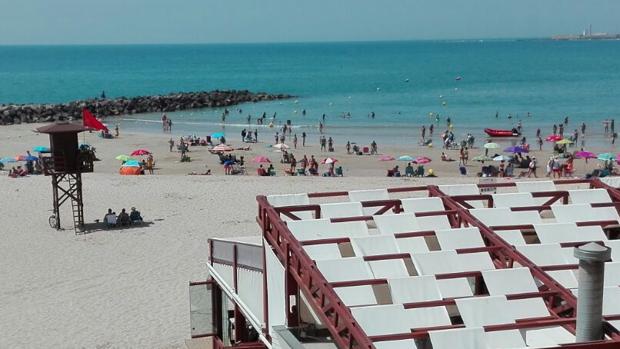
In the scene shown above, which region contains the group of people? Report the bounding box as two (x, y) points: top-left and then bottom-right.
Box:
(103, 207), (143, 227)
(161, 114), (173, 132)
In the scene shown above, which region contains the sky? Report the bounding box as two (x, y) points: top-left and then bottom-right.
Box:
(1, 0), (619, 45)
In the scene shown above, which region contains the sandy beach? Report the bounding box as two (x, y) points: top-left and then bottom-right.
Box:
(0, 122), (614, 348)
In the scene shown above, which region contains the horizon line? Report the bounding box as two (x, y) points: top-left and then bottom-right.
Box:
(0, 36), (553, 47)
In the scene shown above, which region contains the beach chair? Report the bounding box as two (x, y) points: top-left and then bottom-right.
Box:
(400, 197), (445, 213)
(569, 188), (612, 204)
(438, 184), (484, 208)
(435, 227), (485, 250)
(349, 189), (390, 215)
(491, 192), (535, 208)
(267, 193), (313, 220)
(319, 202), (364, 219)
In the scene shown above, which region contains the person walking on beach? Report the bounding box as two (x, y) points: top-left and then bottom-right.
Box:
(302, 132), (306, 147)
(558, 124), (564, 137)
(553, 124), (557, 135)
(168, 119), (173, 132)
(537, 137), (543, 151)
(459, 147), (465, 166)
(293, 134), (298, 149)
(536, 128), (541, 138)
(581, 122), (586, 136)
(241, 129), (247, 142)
(328, 137), (334, 152)
(346, 141), (351, 154)
(421, 125), (426, 140)
(612, 119), (616, 134)
(274, 132), (279, 144)
(162, 114), (168, 132)
(320, 136), (327, 152)
(319, 122), (324, 134)
(254, 129), (258, 142)
(114, 124), (119, 137)
(613, 132), (618, 145)
(168, 138), (174, 152)
(528, 157), (538, 178)
(429, 124), (434, 137)
(146, 154), (154, 175)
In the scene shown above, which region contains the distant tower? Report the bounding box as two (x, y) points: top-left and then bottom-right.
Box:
(37, 122), (94, 232)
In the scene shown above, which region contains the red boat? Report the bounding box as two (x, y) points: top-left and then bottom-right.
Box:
(484, 128), (520, 137)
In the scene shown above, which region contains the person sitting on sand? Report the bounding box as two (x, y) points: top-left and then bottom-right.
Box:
(441, 152), (454, 161)
(118, 208), (130, 226)
(129, 207), (143, 224)
(405, 163), (415, 177)
(426, 168), (437, 177)
(257, 165), (268, 176)
(267, 164), (275, 176)
(104, 209), (117, 227)
(392, 165), (401, 177)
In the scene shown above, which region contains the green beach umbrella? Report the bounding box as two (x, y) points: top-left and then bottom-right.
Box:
(556, 139), (573, 145)
(115, 154), (135, 162)
(473, 155), (493, 162)
(483, 142), (500, 149)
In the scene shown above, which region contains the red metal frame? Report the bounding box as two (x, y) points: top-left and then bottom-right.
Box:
(256, 179), (620, 349)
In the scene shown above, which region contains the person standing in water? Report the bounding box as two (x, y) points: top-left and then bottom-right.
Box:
(581, 122), (586, 136)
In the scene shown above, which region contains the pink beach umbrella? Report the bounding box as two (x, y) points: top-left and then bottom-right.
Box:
(321, 157), (338, 164)
(212, 144), (234, 152)
(416, 156), (432, 164)
(252, 156), (271, 163)
(379, 155), (395, 161)
(574, 151), (596, 159)
(545, 134), (563, 142)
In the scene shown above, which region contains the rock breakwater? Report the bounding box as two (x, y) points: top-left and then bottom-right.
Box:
(0, 90), (292, 125)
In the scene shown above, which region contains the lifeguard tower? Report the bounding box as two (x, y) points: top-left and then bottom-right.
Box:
(37, 122), (94, 232)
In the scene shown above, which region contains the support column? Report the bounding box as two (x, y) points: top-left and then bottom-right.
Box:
(574, 242), (612, 342)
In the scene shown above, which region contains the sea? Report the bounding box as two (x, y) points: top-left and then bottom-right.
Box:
(1, 40), (620, 146)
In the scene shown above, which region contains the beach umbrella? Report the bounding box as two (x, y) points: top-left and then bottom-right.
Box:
(0, 157), (17, 163)
(416, 156), (432, 164)
(379, 155), (395, 161)
(545, 134), (562, 142)
(223, 160), (235, 166)
(597, 153), (616, 161)
(321, 157), (338, 164)
(211, 132), (225, 139)
(33, 146), (50, 153)
(574, 151), (596, 159)
(212, 144), (234, 152)
(398, 155), (414, 161)
(556, 139), (573, 145)
(115, 154), (135, 162)
(483, 142), (500, 149)
(119, 166), (142, 175)
(121, 160), (141, 167)
(504, 146), (528, 153)
(273, 143), (290, 150)
(130, 149), (151, 156)
(252, 156), (271, 163)
(15, 154), (38, 161)
(473, 155), (493, 162)
(493, 155), (512, 161)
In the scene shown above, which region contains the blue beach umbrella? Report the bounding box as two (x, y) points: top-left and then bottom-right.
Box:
(597, 153), (616, 161)
(122, 160), (141, 167)
(211, 132), (225, 139)
(1, 157), (17, 163)
(398, 155), (414, 161)
(504, 146), (528, 154)
(33, 146), (50, 153)
(22, 155), (39, 162)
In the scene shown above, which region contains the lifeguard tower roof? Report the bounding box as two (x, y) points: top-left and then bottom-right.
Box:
(195, 178), (620, 349)
(36, 121), (88, 134)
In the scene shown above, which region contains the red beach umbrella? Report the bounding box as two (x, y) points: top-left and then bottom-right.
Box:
(545, 134), (562, 142)
(321, 157), (338, 164)
(130, 149), (151, 156)
(416, 156), (432, 164)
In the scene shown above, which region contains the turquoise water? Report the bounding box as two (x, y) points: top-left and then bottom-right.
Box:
(1, 40), (620, 145)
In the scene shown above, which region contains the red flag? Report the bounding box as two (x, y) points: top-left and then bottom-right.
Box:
(82, 108), (108, 132)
